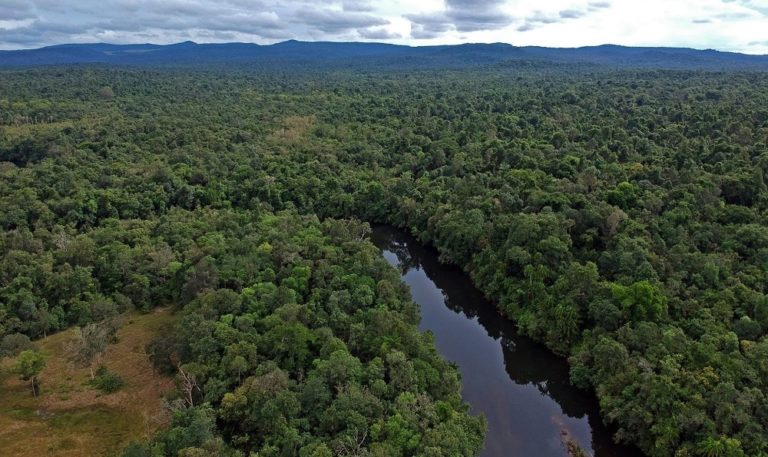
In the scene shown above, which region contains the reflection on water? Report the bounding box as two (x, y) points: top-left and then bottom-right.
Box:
(371, 225), (644, 457)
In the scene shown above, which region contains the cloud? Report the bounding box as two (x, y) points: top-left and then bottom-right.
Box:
(0, 5), (293, 46)
(407, 0), (515, 38)
(515, 10), (565, 33)
(560, 9), (586, 19)
(714, 11), (754, 19)
(0, 0), (404, 47)
(0, 0), (765, 54)
(444, 0), (515, 31)
(406, 13), (453, 39)
(724, 0), (768, 16)
(292, 9), (388, 34)
(343, 0), (375, 12)
(588, 1), (611, 10)
(0, 0), (37, 21)
(515, 4), (610, 34)
(358, 26), (401, 39)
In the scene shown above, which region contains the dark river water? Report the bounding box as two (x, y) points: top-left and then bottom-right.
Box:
(371, 225), (644, 457)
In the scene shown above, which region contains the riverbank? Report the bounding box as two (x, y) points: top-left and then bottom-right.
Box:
(371, 225), (643, 457)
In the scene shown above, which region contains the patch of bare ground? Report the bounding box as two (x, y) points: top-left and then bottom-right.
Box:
(0, 308), (176, 457)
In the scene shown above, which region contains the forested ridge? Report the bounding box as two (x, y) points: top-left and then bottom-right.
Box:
(1, 65), (768, 456)
(3, 41), (768, 70)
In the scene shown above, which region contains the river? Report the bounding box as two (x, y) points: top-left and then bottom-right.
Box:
(371, 225), (644, 457)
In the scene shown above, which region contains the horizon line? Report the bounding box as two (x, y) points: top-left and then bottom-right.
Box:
(1, 40), (766, 57)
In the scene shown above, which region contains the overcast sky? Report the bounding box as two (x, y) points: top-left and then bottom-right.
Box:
(0, 0), (766, 53)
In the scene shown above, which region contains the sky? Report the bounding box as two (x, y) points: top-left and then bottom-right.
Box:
(0, 0), (767, 54)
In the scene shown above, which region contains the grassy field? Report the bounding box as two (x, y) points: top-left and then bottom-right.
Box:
(0, 308), (176, 457)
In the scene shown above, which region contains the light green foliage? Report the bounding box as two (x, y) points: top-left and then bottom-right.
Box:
(15, 349), (45, 396)
(611, 280), (668, 323)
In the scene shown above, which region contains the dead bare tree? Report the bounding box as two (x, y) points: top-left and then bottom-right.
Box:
(334, 428), (369, 457)
(65, 321), (110, 379)
(177, 365), (200, 408)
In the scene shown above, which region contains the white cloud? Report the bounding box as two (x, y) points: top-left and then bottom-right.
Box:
(400, 0), (768, 54)
(0, 0), (766, 54)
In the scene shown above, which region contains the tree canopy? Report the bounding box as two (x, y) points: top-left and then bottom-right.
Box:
(1, 64), (768, 456)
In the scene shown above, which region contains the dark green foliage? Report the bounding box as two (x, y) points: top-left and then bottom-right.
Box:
(1, 332), (33, 357)
(2, 65), (768, 456)
(73, 209), (483, 456)
(89, 365), (125, 393)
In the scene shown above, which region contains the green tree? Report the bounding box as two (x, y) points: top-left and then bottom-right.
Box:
(697, 436), (746, 457)
(611, 281), (668, 323)
(15, 350), (45, 396)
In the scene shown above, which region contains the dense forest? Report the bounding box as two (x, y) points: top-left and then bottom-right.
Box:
(1, 64), (768, 456)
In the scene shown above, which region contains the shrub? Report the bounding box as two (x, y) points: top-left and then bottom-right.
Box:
(1, 333), (33, 357)
(90, 365), (125, 393)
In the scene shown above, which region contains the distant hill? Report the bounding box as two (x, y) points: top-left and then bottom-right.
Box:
(1, 40), (767, 70)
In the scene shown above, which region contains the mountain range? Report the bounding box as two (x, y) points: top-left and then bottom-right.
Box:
(1, 40), (767, 70)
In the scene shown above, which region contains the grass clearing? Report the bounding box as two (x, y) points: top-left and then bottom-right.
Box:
(0, 308), (177, 457)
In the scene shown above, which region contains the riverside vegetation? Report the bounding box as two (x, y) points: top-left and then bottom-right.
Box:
(1, 65), (768, 457)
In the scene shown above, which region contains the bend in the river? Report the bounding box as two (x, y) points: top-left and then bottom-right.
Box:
(371, 225), (644, 457)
